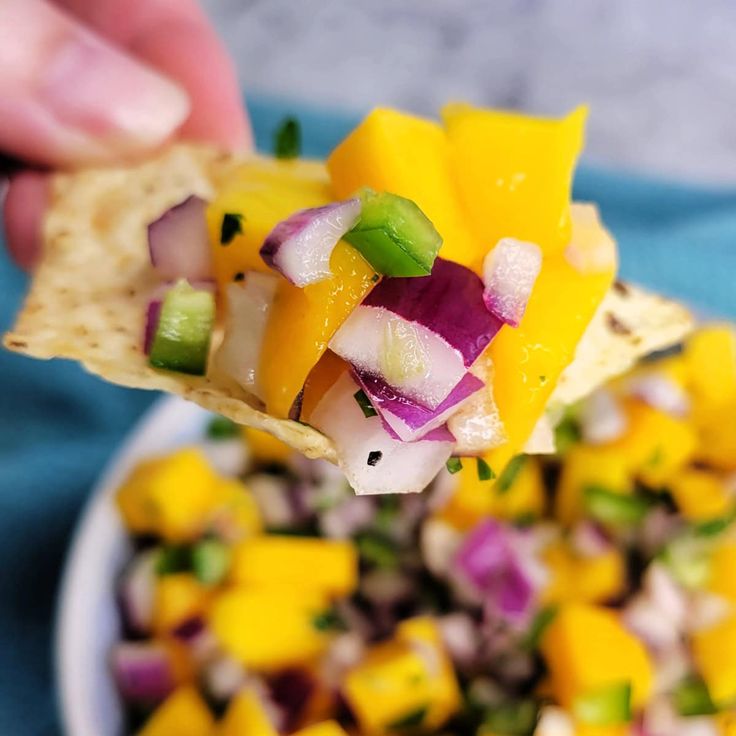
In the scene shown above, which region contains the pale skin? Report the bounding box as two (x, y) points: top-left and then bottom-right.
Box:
(0, 0), (251, 268)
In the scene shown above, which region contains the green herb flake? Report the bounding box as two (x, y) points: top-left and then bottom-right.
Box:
(356, 531), (399, 570)
(220, 212), (244, 245)
(312, 608), (347, 632)
(484, 699), (539, 735)
(523, 606), (558, 651)
(387, 706), (429, 731)
(274, 116), (301, 159)
(192, 539), (230, 586)
(354, 389), (378, 418)
(554, 412), (582, 454)
(156, 545), (192, 576)
(673, 676), (717, 716)
(694, 512), (736, 538)
(573, 682), (631, 726)
(476, 457), (495, 482)
(446, 457), (463, 474)
(497, 454), (527, 494)
(206, 414), (241, 440)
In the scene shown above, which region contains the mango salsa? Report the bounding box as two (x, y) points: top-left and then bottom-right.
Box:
(442, 103), (587, 256)
(218, 690), (278, 736)
(138, 686), (214, 736)
(327, 107), (481, 267)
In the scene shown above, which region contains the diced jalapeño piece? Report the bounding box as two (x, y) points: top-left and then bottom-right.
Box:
(583, 486), (650, 527)
(345, 188), (442, 277)
(149, 280), (215, 376)
(573, 682), (632, 725)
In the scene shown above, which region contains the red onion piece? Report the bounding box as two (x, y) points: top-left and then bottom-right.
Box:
(331, 259), (501, 410)
(454, 519), (538, 624)
(482, 238), (542, 327)
(579, 388), (628, 444)
(148, 195), (212, 281)
(355, 370), (483, 442)
(570, 521), (611, 558)
(260, 199), (361, 287)
(118, 550), (157, 634)
(437, 612), (481, 668)
(214, 273), (278, 400)
(310, 371), (455, 495)
(111, 642), (176, 703)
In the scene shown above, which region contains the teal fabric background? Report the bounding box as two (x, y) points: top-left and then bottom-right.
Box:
(1, 96), (735, 734)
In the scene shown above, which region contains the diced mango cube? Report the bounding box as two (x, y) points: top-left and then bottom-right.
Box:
(442, 103), (587, 255)
(555, 446), (632, 526)
(243, 427), (294, 464)
(210, 586), (330, 671)
(229, 536), (357, 598)
(669, 469), (733, 521)
(708, 542), (736, 605)
(718, 711), (736, 736)
(116, 449), (224, 542)
(153, 573), (208, 635)
(685, 326), (736, 409)
(218, 689), (278, 736)
(327, 107), (481, 267)
(209, 478), (263, 541)
(207, 157), (332, 289)
(693, 399), (736, 472)
(542, 546), (625, 606)
(693, 614), (736, 705)
(138, 686), (214, 736)
(541, 604), (653, 710)
(291, 722), (350, 736)
(344, 617), (460, 733)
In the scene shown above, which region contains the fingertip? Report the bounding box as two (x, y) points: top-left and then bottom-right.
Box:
(3, 171), (50, 270)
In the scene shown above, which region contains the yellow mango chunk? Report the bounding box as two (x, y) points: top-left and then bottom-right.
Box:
(243, 427), (293, 464)
(542, 545), (625, 605)
(605, 401), (696, 487)
(442, 103), (587, 255)
(708, 542), (736, 604)
(207, 157), (332, 288)
(541, 603), (653, 710)
(259, 242), (376, 418)
(685, 325), (736, 409)
(555, 446), (632, 526)
(291, 723), (349, 736)
(218, 690), (278, 736)
(693, 398), (736, 471)
(230, 536), (357, 598)
(327, 107), (481, 267)
(116, 449), (224, 542)
(670, 469), (733, 521)
(575, 725), (629, 736)
(693, 614), (736, 705)
(210, 586), (330, 671)
(438, 456), (545, 530)
(485, 206), (616, 477)
(139, 686), (214, 736)
(209, 478), (263, 541)
(153, 573), (208, 635)
(718, 711), (736, 736)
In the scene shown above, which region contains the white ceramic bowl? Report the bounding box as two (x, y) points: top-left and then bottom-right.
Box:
(55, 396), (213, 736)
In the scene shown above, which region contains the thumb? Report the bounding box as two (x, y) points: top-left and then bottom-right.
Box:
(0, 0), (191, 167)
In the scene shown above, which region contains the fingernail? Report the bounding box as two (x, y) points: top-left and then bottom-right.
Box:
(40, 32), (190, 152)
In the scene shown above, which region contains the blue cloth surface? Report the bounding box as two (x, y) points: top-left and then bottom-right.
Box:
(1, 95), (735, 734)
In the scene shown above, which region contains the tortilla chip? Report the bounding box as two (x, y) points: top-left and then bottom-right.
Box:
(3, 144), (692, 464)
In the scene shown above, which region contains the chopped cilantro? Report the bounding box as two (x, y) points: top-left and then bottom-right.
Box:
(312, 608), (347, 632)
(497, 454), (527, 494)
(156, 545), (192, 575)
(220, 212), (244, 245)
(354, 389), (378, 418)
(476, 457), (495, 481)
(274, 116), (301, 159)
(356, 531), (399, 569)
(554, 411), (581, 454)
(523, 605), (558, 650)
(446, 457), (463, 474)
(206, 414), (240, 440)
(673, 676), (717, 716)
(387, 706), (428, 731)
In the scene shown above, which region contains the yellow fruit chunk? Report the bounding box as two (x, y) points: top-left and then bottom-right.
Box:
(693, 614), (736, 705)
(209, 478), (263, 541)
(485, 206), (616, 477)
(210, 586), (330, 671)
(575, 725), (629, 736)
(670, 469), (733, 521)
(542, 545), (625, 605)
(259, 242), (376, 418)
(300, 350), (350, 422)
(291, 723), (350, 736)
(115, 449), (225, 542)
(218, 690), (278, 736)
(243, 427), (293, 464)
(138, 686), (214, 736)
(541, 603), (653, 710)
(708, 542), (736, 604)
(606, 401), (696, 487)
(230, 536), (357, 598)
(718, 711), (736, 736)
(207, 157), (332, 288)
(685, 325), (736, 409)
(327, 107), (480, 267)
(555, 446), (632, 526)
(439, 456), (545, 530)
(693, 398), (736, 471)
(153, 573), (208, 635)
(442, 103), (587, 256)
(344, 617), (460, 733)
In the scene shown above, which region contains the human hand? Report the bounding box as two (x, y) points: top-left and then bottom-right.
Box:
(0, 0), (250, 268)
